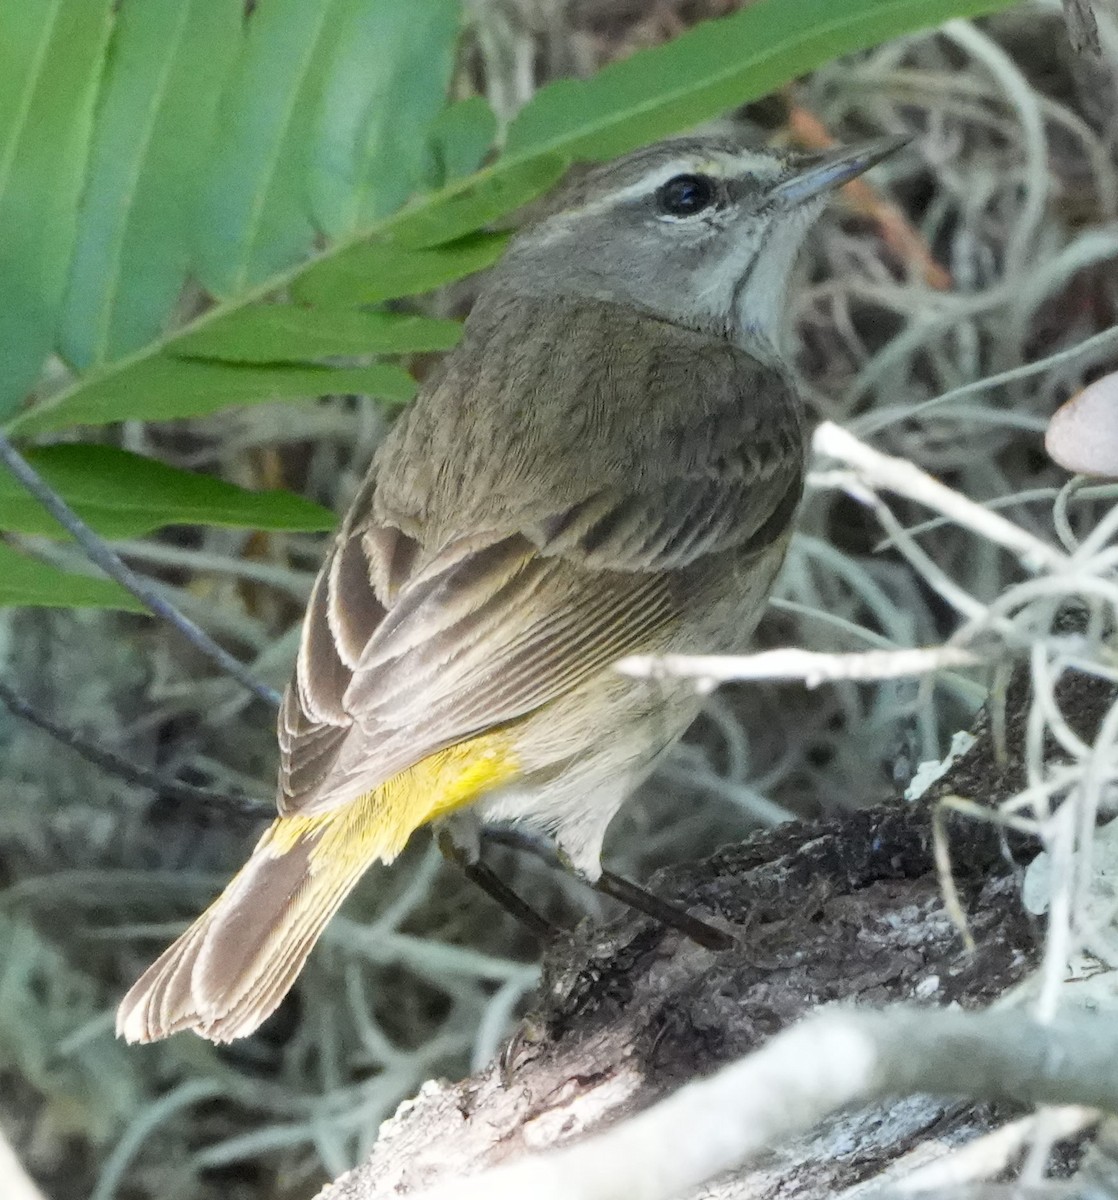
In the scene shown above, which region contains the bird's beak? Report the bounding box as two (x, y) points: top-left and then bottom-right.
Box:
(770, 134), (911, 207)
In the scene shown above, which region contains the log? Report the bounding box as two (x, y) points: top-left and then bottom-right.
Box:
(319, 669), (1114, 1200)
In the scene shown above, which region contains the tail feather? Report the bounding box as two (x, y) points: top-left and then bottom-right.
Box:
(135, 918), (209, 1042)
(116, 820), (375, 1044)
(206, 864), (361, 1040)
(118, 738), (518, 1044)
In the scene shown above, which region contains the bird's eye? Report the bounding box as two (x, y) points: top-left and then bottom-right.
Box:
(656, 173), (717, 217)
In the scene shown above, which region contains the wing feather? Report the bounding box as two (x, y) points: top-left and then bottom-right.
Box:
(277, 296), (806, 817)
(278, 531), (681, 815)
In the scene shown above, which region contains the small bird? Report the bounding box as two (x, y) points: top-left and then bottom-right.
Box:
(118, 131), (906, 1043)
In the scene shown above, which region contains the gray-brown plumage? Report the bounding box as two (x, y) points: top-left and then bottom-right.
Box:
(118, 132), (907, 1043)
(279, 291), (805, 817)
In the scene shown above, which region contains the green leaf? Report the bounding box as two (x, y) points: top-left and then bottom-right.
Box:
(295, 232), (509, 306)
(60, 0), (242, 368)
(0, 444), (334, 537)
(173, 307), (462, 362)
(428, 96), (498, 183)
(390, 154), (567, 250)
(294, 0), (1015, 295)
(193, 0), (334, 297)
(505, 0), (1010, 162)
(308, 0), (462, 240)
(0, 3), (53, 164)
(11, 358), (416, 436)
(0, 0), (115, 413)
(0, 544), (143, 611)
(10, 0), (1015, 436)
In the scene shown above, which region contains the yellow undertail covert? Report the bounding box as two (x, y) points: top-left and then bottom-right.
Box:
(264, 727), (522, 871)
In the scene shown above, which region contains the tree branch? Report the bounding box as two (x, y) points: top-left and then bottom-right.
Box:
(0, 675), (271, 819)
(364, 1007), (1118, 1200)
(316, 666), (1118, 1200)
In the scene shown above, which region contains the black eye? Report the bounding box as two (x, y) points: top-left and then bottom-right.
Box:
(656, 173), (717, 217)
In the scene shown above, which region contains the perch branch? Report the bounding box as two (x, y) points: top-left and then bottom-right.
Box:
(617, 644), (984, 689)
(383, 1006), (1118, 1200)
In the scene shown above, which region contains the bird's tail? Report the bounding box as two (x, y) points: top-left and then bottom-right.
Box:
(116, 801), (405, 1044)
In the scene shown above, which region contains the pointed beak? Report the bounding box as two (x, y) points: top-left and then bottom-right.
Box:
(770, 134), (911, 207)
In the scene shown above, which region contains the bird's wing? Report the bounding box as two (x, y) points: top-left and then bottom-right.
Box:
(278, 523), (675, 815)
(523, 401), (804, 571)
(278, 296), (807, 818)
(276, 437), (802, 818)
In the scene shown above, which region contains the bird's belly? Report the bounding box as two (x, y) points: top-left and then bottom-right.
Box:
(473, 686), (699, 875)
(471, 609), (727, 871)
(471, 535), (792, 873)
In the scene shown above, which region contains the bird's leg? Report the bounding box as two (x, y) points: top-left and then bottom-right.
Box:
(592, 869), (735, 952)
(481, 824), (563, 867)
(435, 827), (556, 940)
(460, 859), (556, 940)
(483, 827), (735, 951)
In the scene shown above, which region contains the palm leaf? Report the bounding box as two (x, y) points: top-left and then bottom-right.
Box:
(60, 0), (241, 368)
(193, 0), (334, 298)
(4, 0), (1012, 439)
(15, 358), (415, 436)
(0, 445), (335, 538)
(173, 307), (462, 363)
(0, 543), (144, 611)
(307, 0), (461, 238)
(0, 0), (114, 410)
(0, 0), (1017, 581)
(7, 0), (1014, 438)
(428, 96), (499, 183)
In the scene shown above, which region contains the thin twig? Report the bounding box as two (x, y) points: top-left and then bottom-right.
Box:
(854, 324), (1118, 436)
(0, 431), (281, 708)
(0, 676), (272, 819)
(617, 645), (985, 690)
(811, 423), (1070, 574)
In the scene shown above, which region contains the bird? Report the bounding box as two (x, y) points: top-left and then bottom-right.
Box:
(117, 130), (907, 1043)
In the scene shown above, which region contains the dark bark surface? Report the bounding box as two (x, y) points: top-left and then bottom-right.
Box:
(319, 671), (1115, 1200)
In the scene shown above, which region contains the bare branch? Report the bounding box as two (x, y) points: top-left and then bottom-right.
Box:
(0, 675), (272, 819)
(617, 645), (984, 690)
(811, 422), (1069, 574)
(359, 1007), (1118, 1200)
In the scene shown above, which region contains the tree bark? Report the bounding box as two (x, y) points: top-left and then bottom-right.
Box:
(318, 670), (1114, 1200)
